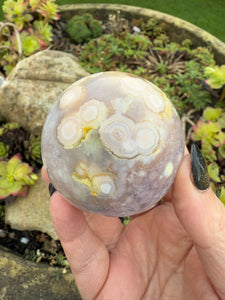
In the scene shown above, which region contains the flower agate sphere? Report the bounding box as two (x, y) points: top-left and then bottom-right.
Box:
(41, 72), (184, 217)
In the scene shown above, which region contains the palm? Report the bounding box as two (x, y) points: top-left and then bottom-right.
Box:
(45, 154), (225, 300)
(85, 202), (217, 300)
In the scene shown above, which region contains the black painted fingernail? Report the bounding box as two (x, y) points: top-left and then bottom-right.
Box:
(49, 183), (57, 197)
(191, 144), (210, 191)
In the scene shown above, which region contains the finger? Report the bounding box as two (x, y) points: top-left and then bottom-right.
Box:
(163, 146), (189, 202)
(172, 153), (225, 298)
(41, 166), (50, 186)
(50, 192), (109, 299)
(84, 212), (124, 250)
(42, 166), (124, 248)
(172, 153), (224, 248)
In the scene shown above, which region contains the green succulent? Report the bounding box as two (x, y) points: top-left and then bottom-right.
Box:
(205, 65), (225, 89)
(3, 0), (33, 31)
(66, 13), (102, 44)
(191, 107), (225, 205)
(19, 31), (41, 56)
(0, 142), (9, 159)
(0, 122), (20, 137)
(0, 204), (5, 222)
(1, 0), (60, 75)
(24, 134), (42, 165)
(192, 108), (225, 161)
(36, 0), (60, 22)
(33, 20), (53, 44)
(0, 154), (38, 200)
(191, 107), (225, 196)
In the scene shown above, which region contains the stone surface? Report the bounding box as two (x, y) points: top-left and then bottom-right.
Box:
(0, 246), (81, 300)
(42, 72), (184, 217)
(5, 172), (58, 241)
(0, 50), (89, 135)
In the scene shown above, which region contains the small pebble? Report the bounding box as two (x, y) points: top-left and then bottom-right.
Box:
(0, 229), (6, 238)
(8, 231), (16, 239)
(0, 75), (5, 87)
(20, 237), (30, 244)
(133, 26), (141, 33)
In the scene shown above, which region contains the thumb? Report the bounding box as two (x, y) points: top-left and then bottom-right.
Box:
(172, 145), (225, 298)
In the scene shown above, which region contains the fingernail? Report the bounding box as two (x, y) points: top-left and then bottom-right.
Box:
(49, 183), (57, 197)
(191, 144), (210, 191)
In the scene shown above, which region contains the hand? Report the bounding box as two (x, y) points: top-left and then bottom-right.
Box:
(42, 151), (225, 300)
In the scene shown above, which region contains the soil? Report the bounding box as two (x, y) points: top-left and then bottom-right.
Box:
(0, 223), (65, 266)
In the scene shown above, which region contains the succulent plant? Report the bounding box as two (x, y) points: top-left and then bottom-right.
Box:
(0, 122), (27, 160)
(66, 13), (102, 44)
(0, 122), (20, 137)
(0, 154), (38, 200)
(42, 72), (184, 217)
(1, 0), (60, 75)
(24, 134), (42, 166)
(0, 122), (42, 168)
(191, 106), (225, 203)
(0, 142), (9, 159)
(205, 65), (225, 89)
(3, 0), (33, 31)
(191, 107), (225, 163)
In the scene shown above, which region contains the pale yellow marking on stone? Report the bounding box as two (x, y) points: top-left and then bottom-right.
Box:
(72, 164), (97, 195)
(164, 162), (173, 177)
(72, 163), (115, 197)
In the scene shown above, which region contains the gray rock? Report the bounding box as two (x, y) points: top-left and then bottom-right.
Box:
(5, 172), (58, 241)
(0, 246), (81, 300)
(0, 50), (89, 135)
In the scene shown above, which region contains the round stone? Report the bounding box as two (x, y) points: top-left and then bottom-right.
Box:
(41, 72), (184, 217)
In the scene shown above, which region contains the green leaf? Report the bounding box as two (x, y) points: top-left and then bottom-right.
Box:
(0, 187), (11, 199)
(0, 154), (38, 200)
(219, 144), (225, 158)
(3, 0), (33, 30)
(20, 32), (41, 56)
(33, 20), (53, 44)
(0, 142), (9, 159)
(0, 178), (13, 189)
(201, 142), (216, 162)
(7, 155), (21, 178)
(215, 131), (225, 147)
(192, 121), (221, 144)
(220, 187), (225, 205)
(203, 107), (222, 122)
(14, 163), (32, 181)
(205, 65), (225, 89)
(218, 112), (225, 128)
(37, 0), (60, 22)
(207, 162), (221, 183)
(0, 161), (7, 177)
(29, 0), (40, 10)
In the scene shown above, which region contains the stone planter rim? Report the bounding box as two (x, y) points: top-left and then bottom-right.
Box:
(59, 3), (225, 65)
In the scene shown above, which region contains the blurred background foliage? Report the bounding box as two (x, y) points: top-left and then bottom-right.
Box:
(0, 0), (224, 42)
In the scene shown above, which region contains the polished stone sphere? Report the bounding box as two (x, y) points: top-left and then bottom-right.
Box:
(41, 72), (184, 217)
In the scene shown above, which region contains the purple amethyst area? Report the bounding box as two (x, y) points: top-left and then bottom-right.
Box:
(41, 72), (184, 217)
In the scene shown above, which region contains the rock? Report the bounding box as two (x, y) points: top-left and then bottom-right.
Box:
(5, 172), (58, 241)
(0, 50), (89, 135)
(0, 246), (81, 300)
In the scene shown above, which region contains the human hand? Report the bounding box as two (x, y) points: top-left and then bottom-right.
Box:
(42, 145), (225, 300)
